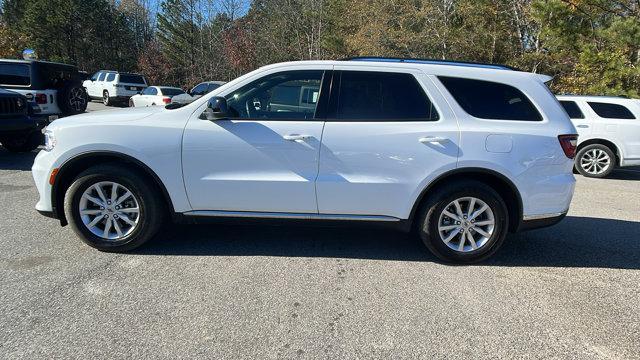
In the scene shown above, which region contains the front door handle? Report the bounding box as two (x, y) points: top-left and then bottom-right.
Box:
(419, 136), (448, 144)
(576, 124), (589, 129)
(283, 134), (311, 141)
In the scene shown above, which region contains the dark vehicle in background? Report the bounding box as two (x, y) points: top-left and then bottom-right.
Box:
(0, 88), (48, 152)
(0, 59), (88, 119)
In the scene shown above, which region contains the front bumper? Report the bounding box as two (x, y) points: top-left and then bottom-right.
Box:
(32, 149), (56, 214)
(517, 212), (567, 232)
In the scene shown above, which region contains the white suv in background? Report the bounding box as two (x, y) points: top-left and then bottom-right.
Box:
(83, 71), (147, 106)
(557, 95), (640, 178)
(32, 58), (577, 263)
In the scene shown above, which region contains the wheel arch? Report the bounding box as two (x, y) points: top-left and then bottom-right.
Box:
(409, 167), (523, 233)
(52, 151), (175, 226)
(577, 138), (621, 166)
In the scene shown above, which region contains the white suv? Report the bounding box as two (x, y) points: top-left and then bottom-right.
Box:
(557, 95), (640, 178)
(32, 58), (577, 263)
(83, 71), (147, 106)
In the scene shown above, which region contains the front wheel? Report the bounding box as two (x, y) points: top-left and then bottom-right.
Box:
(417, 180), (508, 263)
(575, 144), (615, 178)
(63, 164), (164, 252)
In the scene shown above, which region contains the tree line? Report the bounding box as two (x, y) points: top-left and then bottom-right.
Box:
(0, 0), (638, 96)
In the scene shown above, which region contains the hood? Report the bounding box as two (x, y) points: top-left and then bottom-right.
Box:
(49, 106), (163, 128)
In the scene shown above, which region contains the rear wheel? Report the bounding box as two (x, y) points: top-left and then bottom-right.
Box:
(103, 90), (111, 106)
(417, 180), (508, 263)
(64, 164), (164, 252)
(575, 144), (615, 178)
(0, 131), (43, 152)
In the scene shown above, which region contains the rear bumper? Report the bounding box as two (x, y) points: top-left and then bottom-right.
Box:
(516, 212), (567, 232)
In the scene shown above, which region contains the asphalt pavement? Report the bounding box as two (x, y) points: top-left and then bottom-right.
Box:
(1, 105), (639, 359)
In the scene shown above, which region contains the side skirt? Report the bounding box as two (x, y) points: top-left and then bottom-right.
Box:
(175, 211), (412, 232)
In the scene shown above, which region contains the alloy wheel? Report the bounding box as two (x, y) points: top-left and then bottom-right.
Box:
(580, 148), (611, 175)
(437, 197), (495, 252)
(78, 181), (140, 240)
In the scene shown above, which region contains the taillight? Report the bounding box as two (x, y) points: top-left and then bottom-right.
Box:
(162, 97), (171, 104)
(35, 93), (47, 104)
(558, 134), (578, 159)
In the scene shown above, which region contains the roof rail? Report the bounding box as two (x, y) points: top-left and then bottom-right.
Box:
(341, 56), (518, 71)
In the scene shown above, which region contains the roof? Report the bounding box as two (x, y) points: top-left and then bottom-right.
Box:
(0, 58), (78, 68)
(97, 70), (144, 76)
(253, 59), (551, 84)
(343, 57), (517, 71)
(557, 94), (633, 99)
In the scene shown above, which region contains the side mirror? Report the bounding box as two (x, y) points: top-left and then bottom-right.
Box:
(201, 96), (229, 120)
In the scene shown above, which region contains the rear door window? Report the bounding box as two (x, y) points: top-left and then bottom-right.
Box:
(559, 100), (584, 119)
(334, 71), (439, 121)
(0, 64), (31, 86)
(439, 77), (542, 121)
(106, 73), (116, 82)
(587, 102), (636, 119)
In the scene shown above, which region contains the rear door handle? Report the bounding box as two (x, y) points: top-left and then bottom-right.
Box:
(419, 136), (448, 144)
(576, 125), (589, 128)
(283, 134), (311, 141)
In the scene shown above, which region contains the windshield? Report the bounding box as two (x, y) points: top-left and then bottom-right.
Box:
(0, 63), (30, 86)
(119, 74), (146, 84)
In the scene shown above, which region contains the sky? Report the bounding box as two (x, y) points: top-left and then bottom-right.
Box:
(145, 0), (251, 19)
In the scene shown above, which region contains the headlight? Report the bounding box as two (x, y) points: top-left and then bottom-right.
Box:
(43, 129), (56, 151)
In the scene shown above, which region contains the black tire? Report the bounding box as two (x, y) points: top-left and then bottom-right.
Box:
(63, 164), (165, 252)
(0, 131), (43, 152)
(575, 144), (616, 178)
(417, 180), (508, 263)
(57, 82), (88, 115)
(128, 99), (134, 107)
(103, 90), (111, 106)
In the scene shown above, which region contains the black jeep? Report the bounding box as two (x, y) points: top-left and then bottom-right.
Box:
(0, 59), (88, 119)
(0, 88), (47, 152)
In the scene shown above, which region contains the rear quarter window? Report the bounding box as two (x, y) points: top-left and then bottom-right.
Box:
(559, 100), (584, 119)
(439, 76), (542, 121)
(587, 102), (636, 119)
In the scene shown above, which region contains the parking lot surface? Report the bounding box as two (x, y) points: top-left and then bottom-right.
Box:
(1, 115), (639, 358)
